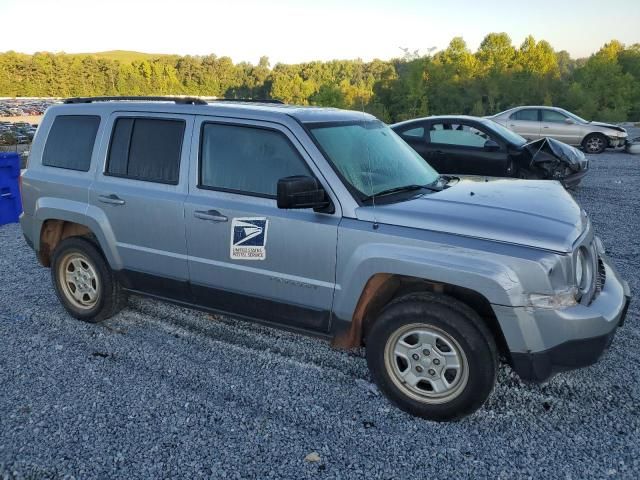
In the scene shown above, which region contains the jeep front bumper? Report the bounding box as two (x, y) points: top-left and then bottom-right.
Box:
(493, 254), (631, 382)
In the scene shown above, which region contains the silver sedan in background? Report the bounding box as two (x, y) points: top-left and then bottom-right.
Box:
(489, 106), (628, 154)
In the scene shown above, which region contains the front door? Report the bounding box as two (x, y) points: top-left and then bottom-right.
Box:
(540, 109), (582, 145)
(184, 117), (340, 332)
(426, 121), (509, 176)
(89, 112), (194, 297)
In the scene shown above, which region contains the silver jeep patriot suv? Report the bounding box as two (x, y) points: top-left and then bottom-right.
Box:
(20, 97), (630, 421)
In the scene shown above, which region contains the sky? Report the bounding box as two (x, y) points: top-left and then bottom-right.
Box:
(0, 0), (639, 64)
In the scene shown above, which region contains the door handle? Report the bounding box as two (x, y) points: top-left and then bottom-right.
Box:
(194, 209), (228, 222)
(543, 125), (549, 129)
(98, 194), (125, 205)
(1, 192), (13, 198)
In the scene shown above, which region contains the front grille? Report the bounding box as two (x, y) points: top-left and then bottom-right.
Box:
(594, 256), (606, 297)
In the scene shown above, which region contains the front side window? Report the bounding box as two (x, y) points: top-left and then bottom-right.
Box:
(541, 109), (568, 123)
(42, 115), (100, 171)
(428, 123), (490, 148)
(510, 109), (539, 121)
(308, 120), (439, 200)
(200, 124), (312, 197)
(107, 118), (185, 184)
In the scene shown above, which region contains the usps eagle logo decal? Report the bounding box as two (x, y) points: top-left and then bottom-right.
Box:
(230, 218), (269, 260)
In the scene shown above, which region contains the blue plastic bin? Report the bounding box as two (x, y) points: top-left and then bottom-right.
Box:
(0, 152), (23, 226)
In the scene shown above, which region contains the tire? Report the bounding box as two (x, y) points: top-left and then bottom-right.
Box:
(582, 133), (607, 154)
(366, 292), (497, 421)
(50, 237), (127, 323)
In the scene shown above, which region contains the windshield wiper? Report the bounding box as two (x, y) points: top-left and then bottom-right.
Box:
(363, 183), (440, 202)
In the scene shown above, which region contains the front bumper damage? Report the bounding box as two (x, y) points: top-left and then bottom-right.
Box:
(524, 137), (588, 187)
(494, 252), (631, 383)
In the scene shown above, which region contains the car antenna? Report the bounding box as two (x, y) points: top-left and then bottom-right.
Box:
(360, 87), (379, 230)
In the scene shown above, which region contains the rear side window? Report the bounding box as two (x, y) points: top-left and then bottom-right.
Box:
(510, 109), (539, 121)
(199, 124), (312, 197)
(106, 118), (185, 184)
(398, 126), (425, 140)
(42, 115), (100, 171)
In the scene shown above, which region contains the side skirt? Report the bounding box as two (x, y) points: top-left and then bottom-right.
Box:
(116, 269), (334, 338)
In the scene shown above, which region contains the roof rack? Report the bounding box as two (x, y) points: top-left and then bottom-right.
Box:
(64, 96), (208, 105)
(63, 96), (285, 105)
(210, 99), (284, 104)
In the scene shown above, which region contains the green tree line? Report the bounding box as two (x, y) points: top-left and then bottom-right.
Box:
(1, 33), (639, 122)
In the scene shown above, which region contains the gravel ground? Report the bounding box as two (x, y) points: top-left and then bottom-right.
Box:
(1, 151), (639, 479)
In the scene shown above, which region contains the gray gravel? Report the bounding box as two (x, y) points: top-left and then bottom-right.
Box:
(1, 151), (639, 479)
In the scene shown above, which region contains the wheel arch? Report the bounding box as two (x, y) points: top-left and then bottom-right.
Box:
(33, 200), (120, 269)
(332, 273), (510, 359)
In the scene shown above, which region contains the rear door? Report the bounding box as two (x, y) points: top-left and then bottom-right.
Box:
(426, 121), (510, 176)
(540, 109), (581, 145)
(506, 108), (541, 140)
(89, 112), (194, 298)
(184, 116), (340, 332)
(394, 122), (446, 170)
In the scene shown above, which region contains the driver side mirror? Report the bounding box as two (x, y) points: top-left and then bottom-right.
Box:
(484, 139), (500, 151)
(564, 118), (575, 124)
(277, 176), (331, 211)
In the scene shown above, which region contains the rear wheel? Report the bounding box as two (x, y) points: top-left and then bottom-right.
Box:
(51, 237), (127, 323)
(582, 133), (607, 154)
(366, 292), (497, 421)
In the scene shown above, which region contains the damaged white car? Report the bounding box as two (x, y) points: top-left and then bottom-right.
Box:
(489, 106), (628, 154)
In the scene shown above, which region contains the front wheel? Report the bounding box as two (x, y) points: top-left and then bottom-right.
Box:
(582, 133), (607, 154)
(366, 292), (497, 421)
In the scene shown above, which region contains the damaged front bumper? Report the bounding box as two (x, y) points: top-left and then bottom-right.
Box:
(607, 136), (628, 148)
(494, 253), (631, 383)
(525, 137), (589, 187)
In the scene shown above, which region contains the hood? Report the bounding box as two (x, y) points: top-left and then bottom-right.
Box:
(524, 137), (586, 173)
(589, 121), (627, 133)
(356, 178), (586, 253)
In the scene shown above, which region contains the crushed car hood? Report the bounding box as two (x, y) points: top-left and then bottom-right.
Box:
(356, 178), (586, 253)
(588, 121), (626, 133)
(524, 137), (586, 173)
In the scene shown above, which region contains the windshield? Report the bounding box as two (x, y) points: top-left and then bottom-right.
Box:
(308, 120), (439, 201)
(559, 109), (588, 124)
(485, 120), (527, 146)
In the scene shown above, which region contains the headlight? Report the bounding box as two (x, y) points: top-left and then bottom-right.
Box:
(575, 246), (592, 295)
(576, 248), (585, 288)
(608, 131), (626, 138)
(528, 288), (578, 309)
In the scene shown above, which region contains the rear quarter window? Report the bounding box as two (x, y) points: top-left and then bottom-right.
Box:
(42, 115), (100, 171)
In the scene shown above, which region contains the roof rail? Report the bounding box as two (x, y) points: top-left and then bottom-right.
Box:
(63, 96), (208, 105)
(210, 98), (284, 104)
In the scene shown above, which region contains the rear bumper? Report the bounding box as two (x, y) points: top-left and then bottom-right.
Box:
(19, 212), (35, 251)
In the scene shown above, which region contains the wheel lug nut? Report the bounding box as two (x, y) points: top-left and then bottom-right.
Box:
(412, 354), (419, 360)
(423, 349), (430, 356)
(433, 359), (440, 366)
(428, 369), (436, 376)
(415, 366), (423, 373)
